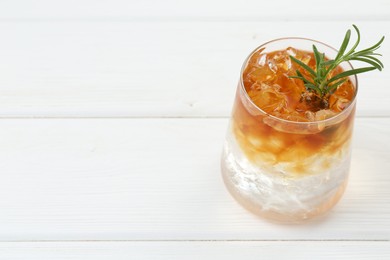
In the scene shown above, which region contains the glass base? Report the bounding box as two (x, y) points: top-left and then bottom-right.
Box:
(221, 132), (350, 224)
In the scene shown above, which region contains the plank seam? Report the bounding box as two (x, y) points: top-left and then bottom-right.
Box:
(0, 115), (387, 119)
(0, 240), (388, 243)
(0, 16), (389, 22)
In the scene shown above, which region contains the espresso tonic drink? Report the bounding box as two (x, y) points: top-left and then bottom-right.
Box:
(221, 38), (357, 223)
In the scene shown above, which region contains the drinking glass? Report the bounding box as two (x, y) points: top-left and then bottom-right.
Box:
(221, 38), (357, 223)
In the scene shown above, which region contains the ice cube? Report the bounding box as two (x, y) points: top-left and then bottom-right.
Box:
(247, 135), (264, 149)
(263, 116), (313, 134)
(267, 59), (278, 73)
(305, 111), (315, 121)
(286, 47), (297, 57)
(253, 152), (277, 165)
(248, 66), (276, 83)
(293, 49), (312, 65)
(330, 96), (350, 112)
(271, 51), (292, 72)
(249, 83), (287, 113)
(314, 110), (337, 132)
(281, 111), (309, 122)
(301, 54), (311, 65)
(257, 53), (267, 66)
(267, 136), (285, 153)
(315, 110), (336, 121)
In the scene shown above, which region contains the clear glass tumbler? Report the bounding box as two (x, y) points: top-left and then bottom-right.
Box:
(221, 38), (357, 223)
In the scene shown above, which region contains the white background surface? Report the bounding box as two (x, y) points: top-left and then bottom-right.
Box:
(0, 0), (389, 258)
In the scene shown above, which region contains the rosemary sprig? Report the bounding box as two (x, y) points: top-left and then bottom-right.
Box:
(289, 25), (384, 99)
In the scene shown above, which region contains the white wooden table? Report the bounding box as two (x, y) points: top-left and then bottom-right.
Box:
(0, 1), (389, 258)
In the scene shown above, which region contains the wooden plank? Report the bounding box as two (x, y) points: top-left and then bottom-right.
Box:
(0, 21), (388, 117)
(0, 118), (389, 240)
(0, 0), (389, 20)
(0, 241), (389, 259)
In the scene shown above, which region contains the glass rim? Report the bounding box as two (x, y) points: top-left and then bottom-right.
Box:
(239, 37), (358, 125)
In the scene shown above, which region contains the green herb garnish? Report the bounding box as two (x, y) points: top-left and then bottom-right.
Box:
(289, 25), (384, 107)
